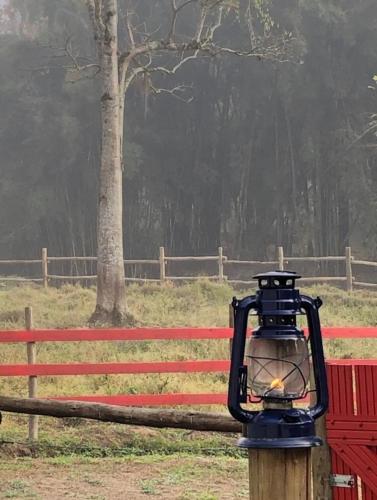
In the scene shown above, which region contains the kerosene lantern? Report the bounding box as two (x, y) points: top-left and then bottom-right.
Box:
(227, 271), (328, 448)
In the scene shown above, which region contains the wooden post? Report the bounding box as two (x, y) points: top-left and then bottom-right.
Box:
(345, 246), (353, 292)
(159, 246), (166, 282)
(311, 417), (332, 499)
(218, 246), (224, 281)
(41, 247), (48, 288)
(277, 246), (284, 271)
(25, 307), (38, 442)
(248, 448), (311, 500)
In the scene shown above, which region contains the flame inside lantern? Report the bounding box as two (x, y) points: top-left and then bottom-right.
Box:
(270, 378), (285, 390)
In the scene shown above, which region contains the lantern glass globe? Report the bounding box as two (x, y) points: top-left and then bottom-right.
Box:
(246, 337), (310, 400)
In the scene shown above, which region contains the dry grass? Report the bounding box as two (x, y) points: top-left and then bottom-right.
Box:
(0, 279), (376, 328)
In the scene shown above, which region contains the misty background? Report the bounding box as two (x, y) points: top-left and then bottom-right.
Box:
(0, 0), (376, 266)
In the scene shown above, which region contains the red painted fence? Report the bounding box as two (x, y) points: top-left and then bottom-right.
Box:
(2, 326), (377, 497)
(326, 361), (377, 499)
(0, 327), (376, 406)
(0, 325), (377, 499)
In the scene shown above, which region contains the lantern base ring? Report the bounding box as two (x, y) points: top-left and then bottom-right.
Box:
(237, 436), (322, 449)
(236, 408), (323, 449)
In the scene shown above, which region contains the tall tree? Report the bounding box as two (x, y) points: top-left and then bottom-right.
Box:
(84, 0), (287, 325)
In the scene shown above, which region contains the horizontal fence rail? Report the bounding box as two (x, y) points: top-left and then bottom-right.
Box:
(0, 246), (376, 290)
(0, 360), (231, 377)
(54, 394), (229, 406)
(2, 358), (377, 378)
(1, 327), (377, 343)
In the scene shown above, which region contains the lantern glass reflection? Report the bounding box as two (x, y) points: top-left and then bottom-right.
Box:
(246, 337), (310, 400)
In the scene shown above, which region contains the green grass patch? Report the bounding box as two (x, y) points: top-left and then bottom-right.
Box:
(0, 414), (245, 459)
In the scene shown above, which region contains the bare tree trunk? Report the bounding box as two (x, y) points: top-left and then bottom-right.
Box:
(90, 0), (130, 326)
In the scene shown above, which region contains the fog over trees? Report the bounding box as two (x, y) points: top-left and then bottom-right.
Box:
(0, 0), (376, 267)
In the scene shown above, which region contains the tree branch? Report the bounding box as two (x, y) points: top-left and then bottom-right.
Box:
(124, 65), (147, 91)
(63, 36), (100, 72)
(85, 0), (104, 57)
(150, 83), (194, 103)
(205, 5), (224, 41)
(145, 51), (201, 77)
(115, 0), (294, 98)
(168, 0), (198, 42)
(126, 8), (136, 48)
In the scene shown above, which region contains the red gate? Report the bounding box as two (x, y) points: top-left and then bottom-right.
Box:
(327, 361), (377, 499)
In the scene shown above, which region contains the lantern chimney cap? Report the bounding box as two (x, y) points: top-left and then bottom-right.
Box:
(253, 271), (301, 289)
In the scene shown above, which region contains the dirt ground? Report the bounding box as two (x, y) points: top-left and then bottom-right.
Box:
(0, 455), (249, 500)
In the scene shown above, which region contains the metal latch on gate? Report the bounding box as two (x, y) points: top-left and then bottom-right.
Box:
(329, 474), (356, 488)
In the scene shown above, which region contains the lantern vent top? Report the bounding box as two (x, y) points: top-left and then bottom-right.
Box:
(253, 271), (301, 290)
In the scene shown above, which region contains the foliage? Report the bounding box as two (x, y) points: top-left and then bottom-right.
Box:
(0, 0), (376, 262)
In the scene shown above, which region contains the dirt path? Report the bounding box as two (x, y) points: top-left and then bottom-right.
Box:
(0, 456), (249, 500)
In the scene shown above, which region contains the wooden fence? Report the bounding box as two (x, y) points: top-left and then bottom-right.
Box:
(0, 246), (377, 291)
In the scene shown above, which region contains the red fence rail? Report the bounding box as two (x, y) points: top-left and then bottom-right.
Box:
(1, 326), (376, 343)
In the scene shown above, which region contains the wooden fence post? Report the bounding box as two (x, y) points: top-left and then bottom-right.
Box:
(218, 247), (224, 281)
(248, 447), (311, 500)
(25, 307), (38, 442)
(311, 418), (332, 499)
(345, 246), (353, 292)
(159, 247), (166, 282)
(277, 246), (284, 270)
(41, 248), (48, 288)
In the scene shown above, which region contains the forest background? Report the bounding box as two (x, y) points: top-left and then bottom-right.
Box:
(0, 0), (376, 264)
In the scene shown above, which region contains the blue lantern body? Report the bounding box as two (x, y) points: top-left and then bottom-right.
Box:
(227, 271), (328, 449)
